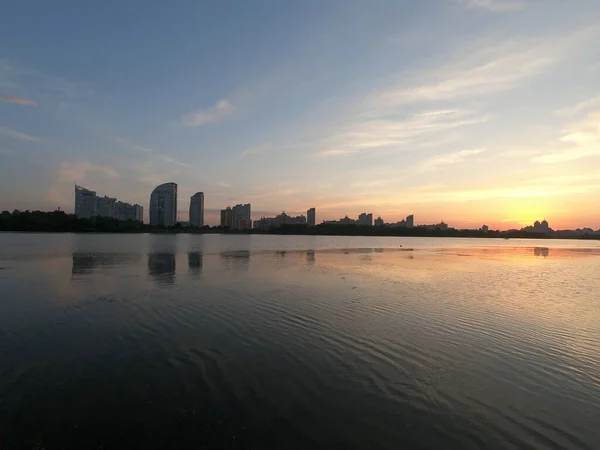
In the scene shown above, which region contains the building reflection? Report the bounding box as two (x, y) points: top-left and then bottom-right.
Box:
(188, 251), (203, 275)
(219, 250), (250, 270)
(306, 250), (315, 264)
(534, 247), (550, 258)
(72, 252), (139, 275)
(148, 252), (176, 285)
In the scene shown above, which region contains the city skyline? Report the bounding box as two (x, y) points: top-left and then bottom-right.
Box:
(1, 1), (600, 230)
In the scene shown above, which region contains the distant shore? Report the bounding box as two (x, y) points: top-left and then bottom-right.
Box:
(2, 210), (599, 240)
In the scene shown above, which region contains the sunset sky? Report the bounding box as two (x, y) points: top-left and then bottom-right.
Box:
(1, 0), (599, 229)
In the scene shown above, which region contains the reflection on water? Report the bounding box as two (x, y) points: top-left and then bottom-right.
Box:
(147, 252), (176, 285)
(188, 251), (203, 274)
(306, 250), (315, 264)
(219, 250), (250, 270)
(1, 234), (600, 449)
(72, 252), (140, 275)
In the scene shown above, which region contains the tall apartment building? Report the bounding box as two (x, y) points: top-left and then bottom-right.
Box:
(307, 207), (316, 227)
(149, 182), (178, 227)
(74, 185), (143, 221)
(75, 185), (97, 218)
(189, 192), (204, 228)
(406, 214), (414, 228)
(220, 207), (234, 229)
(232, 204), (252, 229)
(358, 213), (373, 226)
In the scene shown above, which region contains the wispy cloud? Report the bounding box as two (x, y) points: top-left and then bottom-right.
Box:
(0, 94), (36, 106)
(57, 160), (120, 183)
(368, 27), (599, 110)
(532, 111), (600, 164)
(555, 96), (600, 117)
(157, 155), (194, 169)
(180, 99), (233, 127)
(317, 109), (488, 157)
(241, 142), (273, 158)
(457, 0), (524, 12)
(417, 148), (487, 171)
(0, 127), (41, 142)
(116, 138), (194, 169)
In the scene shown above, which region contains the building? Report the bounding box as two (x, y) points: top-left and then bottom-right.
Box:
(406, 214), (414, 228)
(323, 216), (357, 225)
(189, 192), (204, 228)
(75, 185), (143, 222)
(253, 212), (307, 230)
(481, 225), (489, 233)
(149, 182), (178, 227)
(358, 213), (373, 226)
(307, 208), (316, 227)
(220, 207), (234, 229)
(75, 185), (97, 218)
(116, 201), (143, 221)
(96, 196), (117, 218)
(374, 216), (384, 227)
(232, 203), (252, 229)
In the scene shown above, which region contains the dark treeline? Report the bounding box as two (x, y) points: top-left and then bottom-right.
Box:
(0, 210), (149, 232)
(2, 210), (598, 239)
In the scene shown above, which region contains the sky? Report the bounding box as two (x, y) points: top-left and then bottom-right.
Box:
(1, 0), (599, 230)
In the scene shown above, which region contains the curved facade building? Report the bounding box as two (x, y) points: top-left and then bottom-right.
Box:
(149, 182), (178, 227)
(189, 192), (204, 228)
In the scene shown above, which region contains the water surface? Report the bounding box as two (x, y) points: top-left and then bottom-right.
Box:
(1, 234), (599, 449)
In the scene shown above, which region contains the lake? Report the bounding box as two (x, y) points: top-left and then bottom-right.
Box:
(1, 233), (599, 449)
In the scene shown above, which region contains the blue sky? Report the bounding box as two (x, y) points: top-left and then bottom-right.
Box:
(1, 0), (599, 228)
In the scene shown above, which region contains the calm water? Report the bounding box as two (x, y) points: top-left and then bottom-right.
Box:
(1, 234), (599, 449)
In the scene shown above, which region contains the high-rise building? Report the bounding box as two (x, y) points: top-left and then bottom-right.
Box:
(406, 214), (414, 228)
(358, 213), (373, 226)
(97, 196), (117, 218)
(307, 208), (316, 227)
(232, 203), (252, 229)
(189, 192), (204, 228)
(149, 182), (178, 227)
(220, 207), (234, 229)
(75, 185), (143, 222)
(374, 216), (384, 227)
(75, 185), (97, 218)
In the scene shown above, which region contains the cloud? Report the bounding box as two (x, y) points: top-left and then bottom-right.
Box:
(555, 96), (600, 117)
(0, 127), (41, 142)
(370, 49), (554, 108)
(57, 160), (120, 183)
(157, 154), (194, 169)
(316, 109), (489, 157)
(116, 138), (194, 169)
(368, 27), (600, 111)
(457, 0), (524, 12)
(417, 148), (487, 171)
(180, 99), (233, 127)
(241, 142), (273, 158)
(0, 94), (36, 106)
(532, 111), (600, 164)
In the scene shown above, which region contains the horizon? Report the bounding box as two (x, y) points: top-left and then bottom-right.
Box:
(2, 1), (600, 231)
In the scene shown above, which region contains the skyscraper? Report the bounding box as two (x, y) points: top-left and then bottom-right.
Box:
(232, 204), (252, 229)
(220, 206), (234, 229)
(75, 184), (142, 221)
(307, 208), (316, 227)
(189, 192), (204, 228)
(74, 185), (97, 218)
(358, 213), (373, 226)
(406, 214), (414, 228)
(149, 182), (178, 227)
